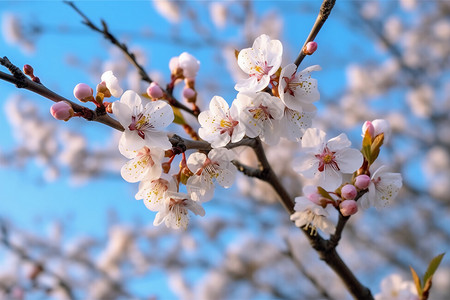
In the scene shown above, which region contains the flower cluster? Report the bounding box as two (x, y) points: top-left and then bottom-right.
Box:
(65, 34), (403, 233)
(291, 121), (402, 235)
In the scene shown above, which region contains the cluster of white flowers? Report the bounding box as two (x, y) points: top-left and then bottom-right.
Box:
(96, 34), (403, 233)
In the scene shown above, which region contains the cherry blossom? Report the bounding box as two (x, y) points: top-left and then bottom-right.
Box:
(280, 106), (316, 142)
(120, 146), (164, 183)
(135, 173), (175, 211)
(295, 128), (363, 190)
(278, 64), (321, 112)
(358, 165), (403, 210)
(187, 148), (237, 202)
(112, 90), (174, 154)
(154, 191), (205, 230)
(234, 91), (284, 145)
(290, 195), (335, 235)
(235, 34), (282, 92)
(101, 71), (123, 98)
(198, 96), (245, 148)
(374, 274), (418, 300)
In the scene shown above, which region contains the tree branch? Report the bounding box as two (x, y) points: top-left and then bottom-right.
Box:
(0, 57), (125, 132)
(65, 1), (199, 118)
(294, 0), (336, 67)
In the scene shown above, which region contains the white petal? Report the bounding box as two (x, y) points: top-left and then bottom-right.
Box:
(301, 128), (326, 150)
(327, 133), (351, 151)
(120, 156), (148, 183)
(318, 167), (342, 190)
(187, 152), (207, 173)
(143, 100), (174, 129)
(144, 131), (172, 150)
(294, 154), (319, 178)
(335, 148), (363, 174)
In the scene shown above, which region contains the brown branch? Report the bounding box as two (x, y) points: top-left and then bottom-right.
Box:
(0, 57), (125, 132)
(65, 1), (199, 118)
(294, 0), (336, 67)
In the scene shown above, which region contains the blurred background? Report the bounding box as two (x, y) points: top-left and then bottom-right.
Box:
(0, 1), (449, 299)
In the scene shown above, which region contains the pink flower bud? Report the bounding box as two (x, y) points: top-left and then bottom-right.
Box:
(183, 87), (196, 99)
(73, 83), (94, 102)
(362, 121), (375, 138)
(50, 101), (74, 121)
(304, 41), (318, 55)
(341, 184), (357, 200)
(354, 174), (371, 190)
(147, 82), (164, 99)
(339, 200), (358, 216)
(23, 64), (34, 76)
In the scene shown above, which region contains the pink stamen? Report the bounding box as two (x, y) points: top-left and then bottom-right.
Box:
(315, 146), (340, 172)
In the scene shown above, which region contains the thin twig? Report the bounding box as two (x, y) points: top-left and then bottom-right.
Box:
(65, 1), (199, 118)
(294, 0), (336, 67)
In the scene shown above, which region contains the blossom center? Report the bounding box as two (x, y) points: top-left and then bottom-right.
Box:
(168, 197), (187, 210)
(315, 146), (340, 172)
(248, 104), (272, 121)
(250, 61), (273, 81)
(196, 158), (220, 178)
(283, 74), (303, 96)
(219, 115), (239, 136)
(129, 114), (153, 139)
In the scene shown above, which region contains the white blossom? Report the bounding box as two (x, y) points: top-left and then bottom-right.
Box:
(295, 128), (363, 190)
(135, 173), (175, 211)
(101, 71), (123, 98)
(198, 96), (245, 148)
(278, 64), (321, 112)
(374, 274), (418, 300)
(178, 52), (200, 79)
(234, 91), (284, 145)
(359, 165), (402, 210)
(290, 196), (335, 235)
(120, 146), (164, 183)
(112, 90), (174, 153)
(235, 34), (282, 92)
(154, 191), (205, 230)
(187, 148), (237, 202)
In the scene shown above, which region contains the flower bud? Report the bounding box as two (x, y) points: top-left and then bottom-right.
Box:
(372, 119), (391, 142)
(362, 121), (375, 138)
(355, 174), (371, 189)
(182, 87), (196, 101)
(304, 41), (318, 55)
(23, 64), (34, 76)
(73, 83), (94, 102)
(178, 52), (200, 79)
(50, 101), (74, 121)
(341, 184), (357, 200)
(339, 200), (358, 216)
(101, 71), (123, 98)
(96, 81), (111, 98)
(169, 57), (182, 77)
(147, 82), (164, 99)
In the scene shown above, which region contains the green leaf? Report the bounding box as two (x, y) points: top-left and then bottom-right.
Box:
(361, 131), (372, 161)
(369, 133), (384, 164)
(423, 253), (445, 286)
(410, 266), (422, 296)
(172, 106), (186, 125)
(317, 187), (334, 202)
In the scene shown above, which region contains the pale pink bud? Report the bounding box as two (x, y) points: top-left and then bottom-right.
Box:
(304, 41), (318, 55)
(179, 52), (200, 79)
(341, 184), (357, 200)
(339, 200), (358, 216)
(354, 174), (371, 190)
(183, 87), (196, 99)
(73, 83), (94, 102)
(362, 121), (375, 138)
(372, 119), (391, 142)
(304, 185), (322, 205)
(147, 82), (164, 99)
(50, 101), (74, 121)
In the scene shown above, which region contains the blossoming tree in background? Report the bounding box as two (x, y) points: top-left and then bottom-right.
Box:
(0, 0), (449, 299)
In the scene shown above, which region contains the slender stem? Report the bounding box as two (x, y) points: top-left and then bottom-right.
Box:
(294, 0), (336, 67)
(65, 1), (198, 118)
